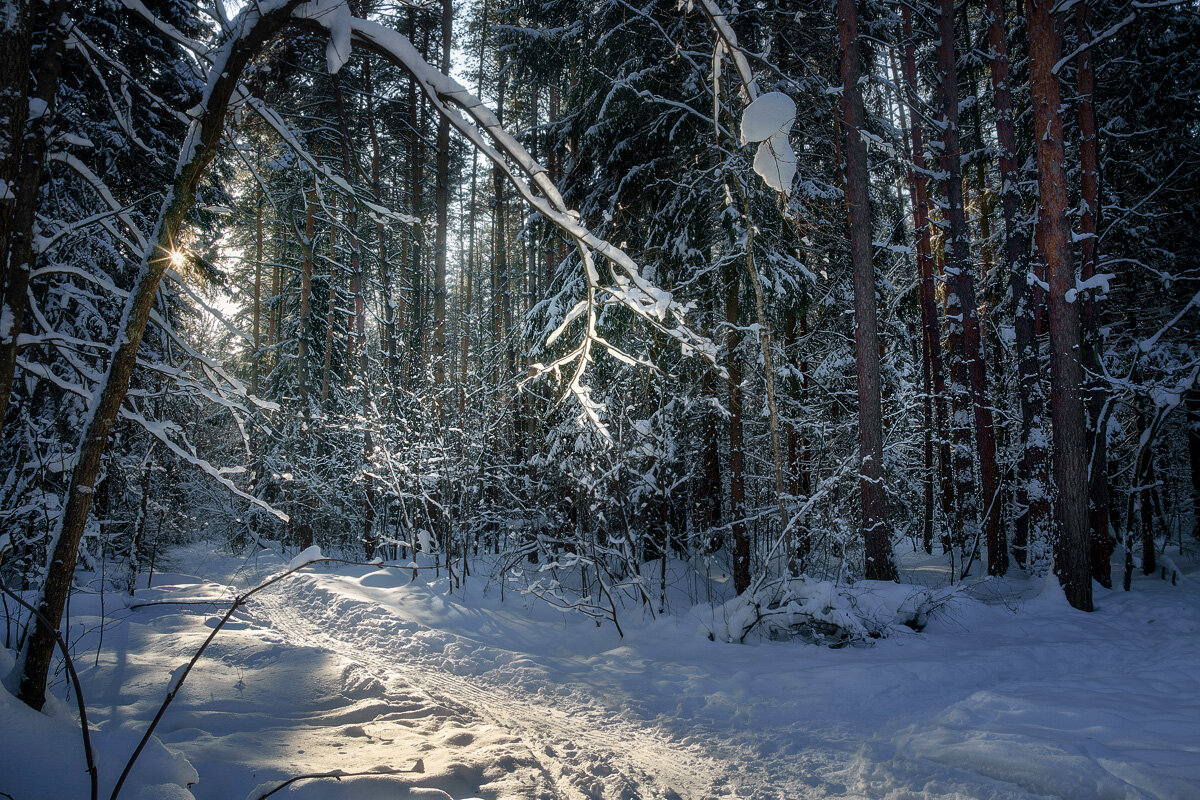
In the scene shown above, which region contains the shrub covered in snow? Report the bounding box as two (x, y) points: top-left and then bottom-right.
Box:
(711, 577), (961, 645)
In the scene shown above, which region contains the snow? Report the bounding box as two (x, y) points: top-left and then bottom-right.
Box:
(740, 92), (797, 194)
(752, 132), (797, 194)
(3, 543), (1199, 799)
(0, 647), (199, 800)
(286, 544), (325, 571)
(295, 1), (353, 75)
(740, 91), (796, 144)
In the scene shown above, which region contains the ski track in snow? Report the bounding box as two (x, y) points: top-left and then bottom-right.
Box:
(250, 575), (761, 800)
(22, 545), (1194, 800)
(225, 559), (1200, 800)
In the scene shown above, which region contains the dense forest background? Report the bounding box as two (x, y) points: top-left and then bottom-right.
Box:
(1, 0), (1198, 710)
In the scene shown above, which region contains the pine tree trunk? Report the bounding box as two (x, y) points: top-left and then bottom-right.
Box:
(492, 51), (510, 387)
(838, 0), (896, 581)
(364, 61), (398, 388)
(332, 72), (378, 556)
(1188, 390), (1200, 541)
(252, 191), (264, 396)
(936, 0), (1005, 576)
(983, 0), (1046, 568)
(0, 0), (33, 346)
(899, 9), (955, 548)
(321, 197), (339, 405)
(405, 9), (425, 390)
(432, 0), (452, 409)
(297, 188), (316, 409)
(1027, 0), (1092, 611)
(1076, 1), (1112, 587)
(724, 261), (750, 594)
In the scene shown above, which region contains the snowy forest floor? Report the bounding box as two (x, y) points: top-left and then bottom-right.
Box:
(3, 540), (1199, 800)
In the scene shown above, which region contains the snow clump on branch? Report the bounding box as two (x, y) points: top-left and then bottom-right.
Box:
(740, 91), (797, 194)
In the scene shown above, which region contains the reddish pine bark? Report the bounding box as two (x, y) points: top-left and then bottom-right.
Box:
(1076, 1), (1112, 587)
(1027, 0), (1093, 611)
(899, 8), (956, 549)
(936, 0), (1005, 575)
(983, 0), (1048, 567)
(838, 0), (896, 581)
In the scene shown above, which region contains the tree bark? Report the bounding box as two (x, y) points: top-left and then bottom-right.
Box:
(321, 197), (339, 404)
(252, 191), (264, 396)
(0, 0), (33, 322)
(297, 188), (316, 411)
(1186, 389), (1200, 541)
(364, 60), (398, 388)
(724, 260), (750, 594)
(432, 0), (452, 412)
(838, 0), (896, 581)
(983, 0), (1047, 568)
(12, 0), (305, 710)
(1076, 1), (1112, 587)
(0, 0), (70, 431)
(936, 0), (1005, 576)
(405, 9), (425, 389)
(1026, 0), (1092, 611)
(898, 10), (955, 548)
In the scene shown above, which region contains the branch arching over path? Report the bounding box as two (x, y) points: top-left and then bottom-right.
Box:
(11, 0), (716, 711)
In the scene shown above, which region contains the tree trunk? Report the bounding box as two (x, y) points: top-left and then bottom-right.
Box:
(0, 0), (70, 431)
(332, 72), (377, 556)
(297, 188), (316, 411)
(0, 0), (33, 334)
(11, 0), (304, 710)
(984, 0), (1046, 569)
(1188, 389), (1200, 541)
(364, 60), (398, 388)
(492, 51), (509, 388)
(321, 197), (339, 404)
(1076, 0), (1112, 587)
(252, 191), (264, 396)
(1027, 0), (1092, 611)
(128, 444), (155, 594)
(898, 10), (955, 549)
(937, 0), (1005, 576)
(405, 9), (425, 390)
(838, 0), (896, 581)
(433, 0), (452, 413)
(725, 261), (750, 594)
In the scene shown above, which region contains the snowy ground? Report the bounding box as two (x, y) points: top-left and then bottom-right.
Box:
(3, 542), (1199, 800)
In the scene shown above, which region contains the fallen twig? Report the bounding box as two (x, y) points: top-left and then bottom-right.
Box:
(246, 763), (424, 800)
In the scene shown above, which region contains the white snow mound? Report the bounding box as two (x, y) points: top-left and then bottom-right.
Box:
(753, 133), (797, 194)
(740, 91), (796, 144)
(287, 544), (325, 571)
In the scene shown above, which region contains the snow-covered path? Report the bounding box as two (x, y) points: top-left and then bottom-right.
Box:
(236, 558), (1200, 800)
(5, 544), (1200, 800)
(252, 578), (733, 800)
